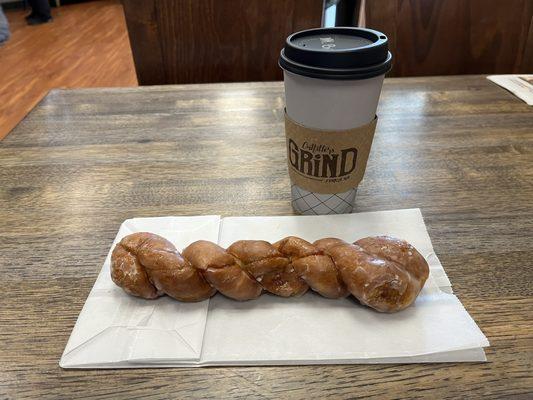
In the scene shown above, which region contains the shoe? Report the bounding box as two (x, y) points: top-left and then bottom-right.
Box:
(25, 12), (36, 21)
(26, 15), (52, 25)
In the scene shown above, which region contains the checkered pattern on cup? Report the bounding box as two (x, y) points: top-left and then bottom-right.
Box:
(291, 185), (356, 215)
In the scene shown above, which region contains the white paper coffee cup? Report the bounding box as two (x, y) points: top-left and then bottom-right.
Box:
(279, 27), (392, 215)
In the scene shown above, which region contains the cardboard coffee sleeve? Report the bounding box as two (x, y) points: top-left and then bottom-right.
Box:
(285, 112), (377, 194)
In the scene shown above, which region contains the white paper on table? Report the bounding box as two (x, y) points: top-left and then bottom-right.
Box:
(487, 74), (533, 105)
(60, 216), (221, 368)
(60, 209), (489, 368)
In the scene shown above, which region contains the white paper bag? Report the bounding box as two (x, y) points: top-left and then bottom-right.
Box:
(60, 209), (489, 368)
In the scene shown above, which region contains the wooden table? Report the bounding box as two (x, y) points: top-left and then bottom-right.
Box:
(0, 76), (531, 399)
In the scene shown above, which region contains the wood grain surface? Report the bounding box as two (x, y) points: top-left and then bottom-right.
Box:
(365, 0), (533, 76)
(121, 0), (323, 85)
(0, 0), (137, 141)
(0, 76), (532, 399)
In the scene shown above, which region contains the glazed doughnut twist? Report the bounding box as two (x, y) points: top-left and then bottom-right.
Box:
(111, 233), (429, 313)
(111, 232), (429, 312)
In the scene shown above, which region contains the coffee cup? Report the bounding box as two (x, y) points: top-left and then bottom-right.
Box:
(279, 27), (392, 214)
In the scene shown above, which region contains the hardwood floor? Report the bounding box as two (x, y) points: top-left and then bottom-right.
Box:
(0, 0), (137, 140)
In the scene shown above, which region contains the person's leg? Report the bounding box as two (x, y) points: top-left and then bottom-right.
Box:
(27, 0), (52, 23)
(0, 6), (11, 45)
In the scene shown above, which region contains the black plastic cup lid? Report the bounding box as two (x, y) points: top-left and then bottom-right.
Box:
(279, 27), (392, 80)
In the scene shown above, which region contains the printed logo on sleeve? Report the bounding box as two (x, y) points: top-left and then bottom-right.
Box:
(284, 113), (377, 194)
(288, 140), (357, 183)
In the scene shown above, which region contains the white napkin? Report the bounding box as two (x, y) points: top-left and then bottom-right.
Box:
(487, 74), (533, 105)
(60, 209), (489, 368)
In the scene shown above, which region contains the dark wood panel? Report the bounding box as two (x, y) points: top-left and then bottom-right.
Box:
(119, 0), (166, 85)
(122, 0), (323, 84)
(0, 76), (532, 398)
(366, 0), (533, 76)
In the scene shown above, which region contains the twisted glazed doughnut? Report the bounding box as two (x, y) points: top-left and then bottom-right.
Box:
(111, 233), (429, 312)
